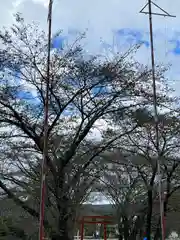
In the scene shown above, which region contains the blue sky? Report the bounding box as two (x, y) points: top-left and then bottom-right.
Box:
(1, 0), (180, 95)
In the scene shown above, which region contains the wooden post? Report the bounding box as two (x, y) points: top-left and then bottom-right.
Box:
(104, 223), (107, 240)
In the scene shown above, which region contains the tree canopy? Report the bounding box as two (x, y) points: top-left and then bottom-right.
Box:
(0, 13), (180, 240)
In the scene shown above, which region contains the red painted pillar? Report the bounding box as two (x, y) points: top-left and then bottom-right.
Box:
(104, 223), (107, 240)
(80, 218), (84, 240)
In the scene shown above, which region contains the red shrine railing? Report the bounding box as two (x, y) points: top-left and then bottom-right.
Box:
(77, 215), (114, 240)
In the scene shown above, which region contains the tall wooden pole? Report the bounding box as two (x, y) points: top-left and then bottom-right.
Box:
(147, 2), (164, 239)
(139, 1), (175, 240)
(38, 1), (53, 240)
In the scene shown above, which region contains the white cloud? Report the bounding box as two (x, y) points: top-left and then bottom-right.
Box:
(0, 1), (177, 51)
(32, 0), (48, 6)
(0, 0), (180, 93)
(0, 0), (178, 34)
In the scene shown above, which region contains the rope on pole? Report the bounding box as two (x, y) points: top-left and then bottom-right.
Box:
(39, 1), (53, 240)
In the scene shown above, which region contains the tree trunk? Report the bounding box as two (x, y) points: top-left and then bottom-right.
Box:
(52, 167), (75, 240)
(118, 234), (123, 240)
(51, 216), (74, 240)
(50, 197), (75, 240)
(117, 222), (123, 240)
(123, 216), (129, 240)
(51, 233), (71, 240)
(153, 218), (161, 240)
